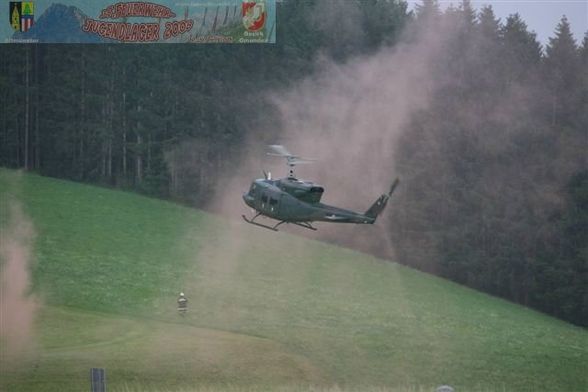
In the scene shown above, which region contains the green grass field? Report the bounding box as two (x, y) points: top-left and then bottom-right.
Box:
(0, 169), (586, 392)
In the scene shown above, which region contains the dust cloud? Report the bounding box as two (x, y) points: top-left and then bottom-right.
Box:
(169, 4), (475, 263)
(166, 9), (461, 262)
(206, 12), (458, 260)
(0, 200), (39, 363)
(160, 10), (461, 383)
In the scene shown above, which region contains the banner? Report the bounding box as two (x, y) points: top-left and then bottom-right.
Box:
(2, 0), (275, 43)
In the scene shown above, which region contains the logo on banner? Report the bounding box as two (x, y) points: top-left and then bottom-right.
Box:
(242, 1), (265, 32)
(9, 2), (34, 32)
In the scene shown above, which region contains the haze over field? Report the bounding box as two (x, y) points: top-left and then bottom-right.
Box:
(157, 0), (588, 326)
(0, 4), (586, 391)
(0, 170), (586, 392)
(202, 0), (586, 288)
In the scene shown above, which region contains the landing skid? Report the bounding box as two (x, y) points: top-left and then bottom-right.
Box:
(241, 214), (317, 232)
(291, 221), (317, 231)
(242, 214), (279, 231)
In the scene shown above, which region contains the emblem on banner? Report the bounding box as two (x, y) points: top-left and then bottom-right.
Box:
(242, 1), (265, 32)
(9, 2), (34, 32)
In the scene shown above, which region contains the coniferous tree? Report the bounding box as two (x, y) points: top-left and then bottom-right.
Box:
(360, 0), (408, 49)
(414, 0), (440, 21)
(474, 6), (503, 102)
(501, 13), (542, 83)
(545, 16), (581, 127)
(579, 32), (588, 153)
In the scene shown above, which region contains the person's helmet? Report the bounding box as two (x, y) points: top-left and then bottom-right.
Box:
(180, 292), (184, 297)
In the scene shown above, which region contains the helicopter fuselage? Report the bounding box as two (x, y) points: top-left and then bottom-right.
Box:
(242, 145), (398, 231)
(242, 177), (377, 225)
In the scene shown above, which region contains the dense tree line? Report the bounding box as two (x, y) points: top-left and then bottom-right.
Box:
(1, 0), (586, 326)
(0, 0), (406, 203)
(390, 1), (587, 326)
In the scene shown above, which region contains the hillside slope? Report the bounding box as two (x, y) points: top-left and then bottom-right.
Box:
(0, 169), (586, 392)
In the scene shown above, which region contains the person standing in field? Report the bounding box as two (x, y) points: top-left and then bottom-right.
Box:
(177, 292), (188, 316)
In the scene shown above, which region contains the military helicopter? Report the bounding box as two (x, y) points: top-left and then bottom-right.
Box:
(242, 145), (399, 231)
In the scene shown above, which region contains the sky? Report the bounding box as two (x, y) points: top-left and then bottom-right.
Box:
(406, 0), (588, 46)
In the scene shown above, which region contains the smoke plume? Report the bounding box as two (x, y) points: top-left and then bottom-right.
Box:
(0, 200), (39, 363)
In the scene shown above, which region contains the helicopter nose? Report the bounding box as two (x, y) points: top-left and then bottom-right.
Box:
(243, 192), (255, 208)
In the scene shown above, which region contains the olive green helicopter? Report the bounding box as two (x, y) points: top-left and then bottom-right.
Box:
(242, 145), (399, 231)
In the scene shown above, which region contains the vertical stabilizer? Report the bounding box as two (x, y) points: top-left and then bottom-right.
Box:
(364, 178), (399, 220)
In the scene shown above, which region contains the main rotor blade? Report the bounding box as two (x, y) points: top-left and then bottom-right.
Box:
(267, 145), (316, 167)
(268, 144), (292, 157)
(288, 158), (315, 165)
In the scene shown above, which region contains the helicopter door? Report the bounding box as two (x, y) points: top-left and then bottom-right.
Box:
(260, 192), (279, 215)
(268, 195), (280, 216)
(260, 193), (269, 210)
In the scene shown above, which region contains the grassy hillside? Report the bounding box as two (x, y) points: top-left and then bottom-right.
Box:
(0, 169), (586, 392)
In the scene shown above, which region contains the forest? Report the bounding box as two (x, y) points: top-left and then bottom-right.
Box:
(1, 0), (586, 326)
